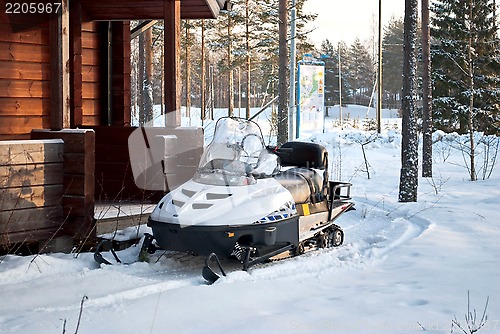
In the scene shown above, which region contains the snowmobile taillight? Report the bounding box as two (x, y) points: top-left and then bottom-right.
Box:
(226, 232), (235, 238)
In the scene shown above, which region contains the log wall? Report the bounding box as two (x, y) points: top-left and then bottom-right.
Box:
(31, 129), (96, 243)
(0, 17), (51, 140)
(0, 11), (102, 138)
(0, 139), (64, 246)
(81, 21), (101, 126)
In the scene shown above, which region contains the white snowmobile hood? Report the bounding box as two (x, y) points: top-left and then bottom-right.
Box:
(150, 178), (296, 227)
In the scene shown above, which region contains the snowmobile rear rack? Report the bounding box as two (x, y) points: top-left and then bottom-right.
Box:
(328, 181), (354, 221)
(329, 181), (352, 202)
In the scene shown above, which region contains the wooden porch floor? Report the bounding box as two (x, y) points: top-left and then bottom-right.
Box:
(94, 202), (154, 236)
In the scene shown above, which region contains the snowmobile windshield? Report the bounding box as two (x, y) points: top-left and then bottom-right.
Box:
(194, 118), (277, 186)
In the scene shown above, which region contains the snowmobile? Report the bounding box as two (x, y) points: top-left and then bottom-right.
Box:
(140, 117), (354, 283)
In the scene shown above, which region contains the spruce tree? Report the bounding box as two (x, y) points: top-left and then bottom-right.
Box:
(321, 40), (337, 107)
(348, 38), (375, 105)
(431, 0), (500, 135)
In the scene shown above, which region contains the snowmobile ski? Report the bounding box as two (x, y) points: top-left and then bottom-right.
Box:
(94, 239), (122, 265)
(202, 253), (227, 284)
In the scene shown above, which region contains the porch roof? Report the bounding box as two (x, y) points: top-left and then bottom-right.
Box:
(80, 0), (225, 21)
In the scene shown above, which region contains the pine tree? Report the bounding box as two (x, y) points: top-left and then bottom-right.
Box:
(431, 0), (500, 135)
(382, 17), (405, 108)
(382, 16), (423, 110)
(399, 0), (419, 203)
(181, 21), (197, 117)
(294, 0), (317, 55)
(171, 0), (320, 116)
(421, 0), (433, 178)
(277, 0), (288, 145)
(255, 0), (280, 102)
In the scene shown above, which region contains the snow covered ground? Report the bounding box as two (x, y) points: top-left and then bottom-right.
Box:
(1, 106), (500, 333)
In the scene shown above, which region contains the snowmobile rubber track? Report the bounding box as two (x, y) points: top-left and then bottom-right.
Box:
(268, 224), (344, 262)
(201, 224), (344, 283)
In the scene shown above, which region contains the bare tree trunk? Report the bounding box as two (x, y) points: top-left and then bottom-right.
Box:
(209, 63), (214, 119)
(277, 0), (288, 145)
(376, 0), (383, 133)
(421, 0), (433, 177)
(245, 0), (251, 119)
(227, 13), (234, 117)
(185, 23), (191, 118)
(201, 20), (206, 120)
(398, 0), (419, 202)
(160, 44), (164, 115)
(467, 0), (476, 181)
(138, 24), (145, 124)
(144, 26), (154, 123)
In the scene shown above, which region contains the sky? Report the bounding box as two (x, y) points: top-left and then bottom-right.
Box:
(303, 0), (407, 47)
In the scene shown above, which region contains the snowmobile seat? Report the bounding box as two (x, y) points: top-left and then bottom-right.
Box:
(274, 168), (323, 204)
(275, 142), (329, 203)
(278, 141), (328, 170)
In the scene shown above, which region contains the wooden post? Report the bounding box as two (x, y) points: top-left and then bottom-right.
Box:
(164, 0), (181, 127)
(111, 22), (132, 126)
(0, 140), (64, 246)
(69, 0), (83, 127)
(49, 0), (70, 130)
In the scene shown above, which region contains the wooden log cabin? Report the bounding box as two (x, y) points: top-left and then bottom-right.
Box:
(0, 0), (226, 251)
